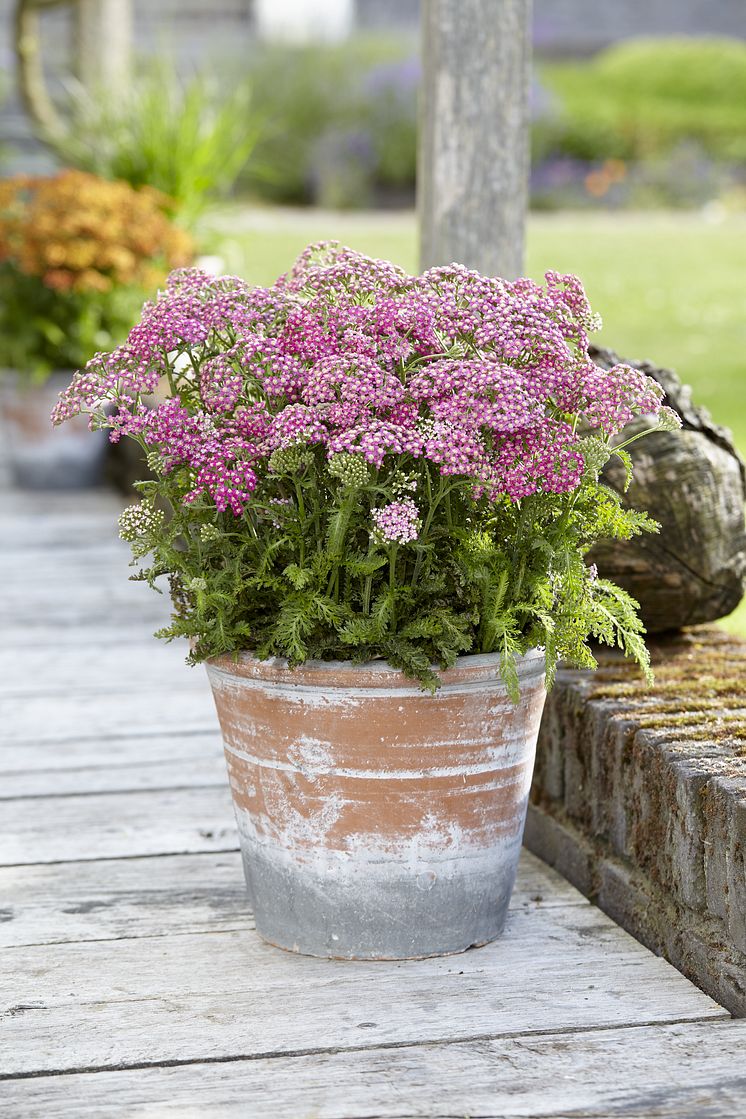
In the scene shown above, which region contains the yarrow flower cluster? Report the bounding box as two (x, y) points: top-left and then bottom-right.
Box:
(372, 499), (422, 545)
(0, 171), (193, 376)
(118, 501), (164, 543)
(327, 452), (370, 489)
(53, 242), (677, 690)
(53, 242), (669, 516)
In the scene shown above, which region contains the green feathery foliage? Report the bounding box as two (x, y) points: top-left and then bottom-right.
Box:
(127, 440), (658, 697)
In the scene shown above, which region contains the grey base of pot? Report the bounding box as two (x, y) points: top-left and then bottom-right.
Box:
(239, 839), (522, 960)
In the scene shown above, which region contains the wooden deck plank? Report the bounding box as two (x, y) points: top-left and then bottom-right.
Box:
(1, 688), (216, 746)
(0, 592), (167, 627)
(0, 490), (121, 517)
(0, 905), (727, 1078)
(0, 557), (140, 587)
(0, 849), (587, 950)
(0, 786), (239, 865)
(0, 753), (227, 798)
(0, 514), (124, 550)
(1, 484), (739, 1110)
(0, 730), (221, 779)
(3, 1019), (745, 1118)
(0, 643), (191, 696)
(2, 622), (173, 646)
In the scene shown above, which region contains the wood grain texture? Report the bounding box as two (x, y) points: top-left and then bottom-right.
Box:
(0, 730), (221, 779)
(2, 622), (176, 647)
(0, 752), (227, 798)
(0, 905), (726, 1077)
(4, 1019), (745, 1118)
(419, 0), (531, 278)
(0, 849), (587, 950)
(2, 483), (739, 1109)
(0, 642), (196, 697)
(0, 786), (238, 865)
(1, 687), (216, 745)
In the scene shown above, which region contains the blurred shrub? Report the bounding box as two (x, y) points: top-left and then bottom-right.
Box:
(246, 35), (746, 211)
(0, 170), (192, 377)
(245, 37), (417, 206)
(537, 37), (746, 165)
(52, 63), (261, 223)
(530, 149), (738, 212)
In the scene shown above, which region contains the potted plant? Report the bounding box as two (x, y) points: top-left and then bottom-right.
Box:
(0, 170), (191, 488)
(53, 243), (678, 959)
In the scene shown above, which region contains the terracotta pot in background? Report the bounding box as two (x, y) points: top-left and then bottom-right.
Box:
(207, 651), (547, 960)
(0, 372), (107, 490)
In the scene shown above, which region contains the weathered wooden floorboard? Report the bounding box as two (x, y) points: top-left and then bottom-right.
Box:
(0, 730), (221, 779)
(2, 622), (172, 647)
(0, 644), (197, 697)
(0, 786), (239, 865)
(0, 753), (227, 798)
(0, 849), (586, 950)
(3, 1019), (745, 1119)
(0, 905), (727, 1077)
(0, 542), (129, 577)
(0, 593), (167, 627)
(2, 484), (739, 1110)
(2, 688), (216, 746)
(0, 515), (123, 550)
(0, 490), (121, 517)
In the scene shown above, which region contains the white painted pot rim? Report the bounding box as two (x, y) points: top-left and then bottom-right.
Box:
(208, 647), (547, 696)
(214, 647), (545, 674)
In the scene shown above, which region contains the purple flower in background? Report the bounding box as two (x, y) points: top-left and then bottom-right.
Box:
(364, 56), (420, 99)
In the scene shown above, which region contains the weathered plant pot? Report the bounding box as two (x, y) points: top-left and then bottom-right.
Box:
(0, 372), (107, 489)
(206, 650), (547, 960)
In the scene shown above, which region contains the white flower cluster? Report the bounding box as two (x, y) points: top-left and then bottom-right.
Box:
(656, 405), (683, 433)
(118, 502), (164, 543)
(200, 523), (222, 543)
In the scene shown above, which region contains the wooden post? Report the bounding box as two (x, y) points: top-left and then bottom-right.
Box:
(418, 0), (532, 279)
(75, 0), (132, 94)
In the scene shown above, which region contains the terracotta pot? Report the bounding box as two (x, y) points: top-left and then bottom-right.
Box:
(0, 372), (107, 490)
(207, 650), (547, 960)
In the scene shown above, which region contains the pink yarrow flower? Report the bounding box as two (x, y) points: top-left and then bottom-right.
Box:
(52, 241), (670, 517)
(372, 499), (422, 545)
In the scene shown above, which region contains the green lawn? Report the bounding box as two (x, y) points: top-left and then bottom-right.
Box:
(199, 206), (746, 634)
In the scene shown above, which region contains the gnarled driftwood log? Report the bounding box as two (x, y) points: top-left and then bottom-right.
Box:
(589, 346), (746, 632)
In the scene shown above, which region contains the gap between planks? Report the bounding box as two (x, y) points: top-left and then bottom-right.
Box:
(0, 1013), (734, 1083)
(4, 1018), (744, 1119)
(0, 905), (727, 1078)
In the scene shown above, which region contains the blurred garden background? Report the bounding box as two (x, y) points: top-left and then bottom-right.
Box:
(1, 0), (744, 629)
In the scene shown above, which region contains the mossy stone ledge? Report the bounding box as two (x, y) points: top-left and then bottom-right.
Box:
(528, 627), (746, 1015)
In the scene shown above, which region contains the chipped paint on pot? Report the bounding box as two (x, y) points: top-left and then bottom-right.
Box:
(206, 650), (547, 960)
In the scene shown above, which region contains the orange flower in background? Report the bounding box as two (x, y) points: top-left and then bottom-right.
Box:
(584, 159), (628, 199)
(0, 170), (193, 295)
